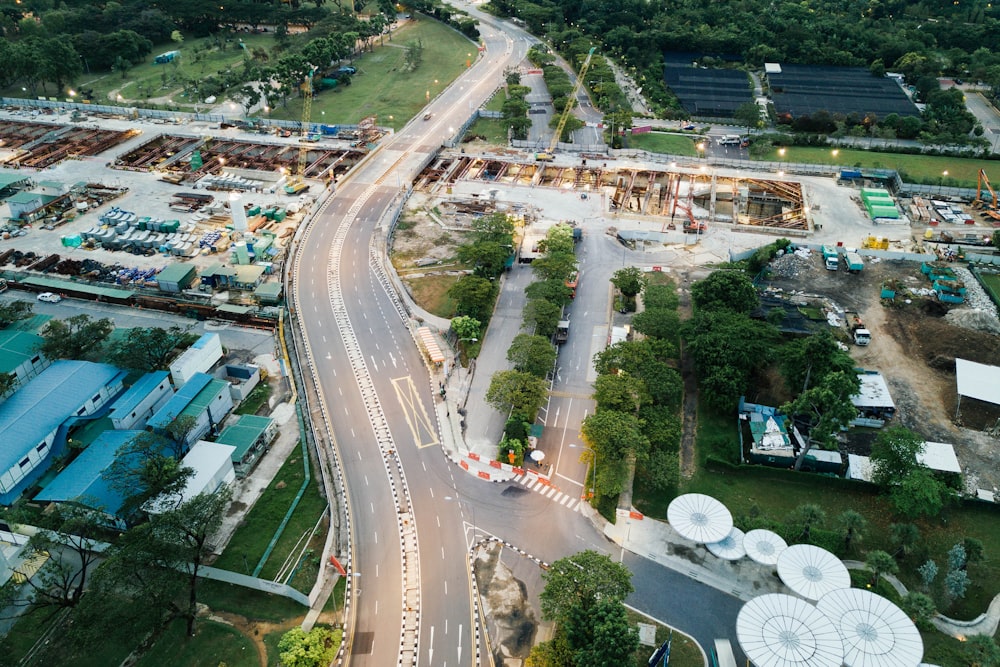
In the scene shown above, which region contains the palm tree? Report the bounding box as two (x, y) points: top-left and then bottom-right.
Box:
(890, 523), (920, 560)
(866, 550), (899, 589)
(790, 504), (826, 542)
(838, 510), (867, 554)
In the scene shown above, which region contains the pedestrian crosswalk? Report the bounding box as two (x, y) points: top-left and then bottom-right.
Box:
(511, 473), (583, 512)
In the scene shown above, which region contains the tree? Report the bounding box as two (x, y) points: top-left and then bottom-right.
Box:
(531, 252), (577, 282)
(458, 239), (511, 278)
(0, 300), (32, 328)
(944, 568), (970, 601)
(485, 370), (549, 421)
(539, 550), (633, 622)
(631, 308), (680, 340)
(870, 426), (925, 489)
(564, 597), (639, 666)
(734, 100), (762, 133)
(640, 448), (679, 492)
(448, 275), (495, 322)
(917, 559), (939, 590)
(507, 333), (557, 378)
(781, 370), (860, 469)
(105, 325), (192, 372)
(690, 270), (758, 314)
(522, 298), (561, 338)
(0, 505), (106, 615)
(39, 314), (113, 360)
(900, 592), (937, 630)
(789, 504), (826, 542)
(965, 634), (1000, 667)
(889, 467), (950, 519)
(890, 523), (921, 560)
(961, 538), (986, 569)
(838, 510), (867, 553)
(527, 627), (573, 667)
(525, 279), (573, 307)
(450, 315), (481, 342)
(593, 373), (650, 414)
(611, 266), (646, 310)
(865, 550), (899, 588)
(102, 431), (193, 523)
(230, 84), (261, 117)
(682, 311), (778, 409)
(581, 409), (648, 496)
(948, 543), (968, 572)
(470, 211), (515, 245)
(278, 627), (343, 667)
(538, 224), (575, 256)
(780, 330), (855, 393)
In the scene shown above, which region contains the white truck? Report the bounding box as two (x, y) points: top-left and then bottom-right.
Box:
(850, 316), (871, 346)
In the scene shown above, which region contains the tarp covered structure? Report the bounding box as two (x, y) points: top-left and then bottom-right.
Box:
(769, 65), (920, 119)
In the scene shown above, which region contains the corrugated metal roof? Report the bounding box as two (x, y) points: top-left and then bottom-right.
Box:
(147, 372), (213, 430)
(35, 430), (143, 514)
(215, 414), (274, 459)
(0, 360), (127, 472)
(180, 379), (229, 419)
(0, 330), (43, 373)
(108, 371), (170, 420)
(22, 276), (135, 300)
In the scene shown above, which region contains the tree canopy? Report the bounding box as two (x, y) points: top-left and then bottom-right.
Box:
(486, 369), (549, 422)
(690, 270), (758, 314)
(539, 550), (633, 622)
(507, 333), (557, 378)
(39, 314), (113, 360)
(0, 300), (33, 328)
(105, 326), (194, 372)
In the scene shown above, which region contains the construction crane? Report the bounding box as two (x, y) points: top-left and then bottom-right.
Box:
(284, 66), (317, 195)
(535, 47), (597, 162)
(973, 168), (998, 210)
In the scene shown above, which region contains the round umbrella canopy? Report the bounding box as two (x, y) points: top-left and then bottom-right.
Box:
(529, 449), (545, 462)
(736, 593), (843, 667)
(707, 527), (747, 561)
(667, 493), (733, 544)
(743, 529), (788, 566)
(777, 544), (851, 601)
(817, 588), (924, 667)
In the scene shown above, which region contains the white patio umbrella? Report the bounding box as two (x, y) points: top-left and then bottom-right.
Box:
(667, 493), (733, 544)
(736, 593), (843, 667)
(817, 587), (924, 667)
(707, 527), (747, 561)
(743, 529), (788, 566)
(777, 544), (851, 601)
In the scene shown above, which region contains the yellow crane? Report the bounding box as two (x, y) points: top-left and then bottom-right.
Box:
(284, 66), (317, 195)
(535, 47), (597, 162)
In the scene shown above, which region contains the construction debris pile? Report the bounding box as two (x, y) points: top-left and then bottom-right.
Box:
(953, 267), (999, 316)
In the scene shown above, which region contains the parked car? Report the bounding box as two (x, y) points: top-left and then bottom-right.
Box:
(423, 113), (433, 121)
(682, 124), (697, 131)
(37, 292), (62, 303)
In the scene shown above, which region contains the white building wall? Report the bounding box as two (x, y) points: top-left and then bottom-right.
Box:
(169, 334), (223, 388)
(112, 377), (174, 430)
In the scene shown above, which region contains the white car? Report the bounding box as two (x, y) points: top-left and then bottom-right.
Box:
(37, 292), (62, 303)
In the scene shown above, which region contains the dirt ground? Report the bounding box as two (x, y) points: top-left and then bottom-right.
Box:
(765, 250), (1000, 495)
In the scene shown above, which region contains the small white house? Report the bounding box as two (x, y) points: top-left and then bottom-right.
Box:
(108, 371), (174, 430)
(144, 440), (236, 513)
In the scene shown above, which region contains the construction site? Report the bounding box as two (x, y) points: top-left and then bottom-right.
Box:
(0, 119), (138, 169)
(413, 153), (809, 233)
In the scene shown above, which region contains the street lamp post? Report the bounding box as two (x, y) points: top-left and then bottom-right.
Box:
(568, 443), (597, 499)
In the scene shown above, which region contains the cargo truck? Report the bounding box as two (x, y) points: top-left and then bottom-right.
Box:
(850, 316), (871, 346)
(821, 245), (839, 271)
(845, 252), (864, 273)
(555, 320), (570, 344)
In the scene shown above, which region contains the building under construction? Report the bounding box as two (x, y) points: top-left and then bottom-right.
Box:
(113, 134), (368, 186)
(414, 153), (810, 234)
(0, 120), (137, 169)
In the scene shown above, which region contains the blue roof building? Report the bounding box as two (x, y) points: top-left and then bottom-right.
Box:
(0, 361), (127, 505)
(108, 371), (173, 431)
(35, 430), (143, 526)
(147, 373), (233, 446)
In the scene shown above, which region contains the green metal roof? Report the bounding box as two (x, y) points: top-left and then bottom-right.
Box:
(22, 276), (135, 300)
(5, 192), (57, 205)
(0, 173), (31, 189)
(215, 414), (275, 460)
(179, 378), (230, 420)
(10, 313), (52, 332)
(0, 329), (43, 373)
(254, 282), (282, 298)
(155, 263), (197, 284)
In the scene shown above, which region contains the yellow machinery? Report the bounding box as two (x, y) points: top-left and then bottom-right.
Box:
(284, 66), (317, 195)
(862, 236), (889, 250)
(535, 47), (597, 161)
(973, 169), (998, 210)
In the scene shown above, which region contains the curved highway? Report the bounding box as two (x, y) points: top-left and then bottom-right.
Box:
(292, 18), (531, 667)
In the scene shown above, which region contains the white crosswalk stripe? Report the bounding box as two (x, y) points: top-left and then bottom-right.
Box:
(507, 474), (583, 513)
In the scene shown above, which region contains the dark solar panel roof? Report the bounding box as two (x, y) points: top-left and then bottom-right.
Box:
(769, 65), (920, 118)
(663, 66), (752, 118)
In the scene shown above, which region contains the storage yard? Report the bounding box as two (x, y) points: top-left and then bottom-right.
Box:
(0, 119), (138, 169)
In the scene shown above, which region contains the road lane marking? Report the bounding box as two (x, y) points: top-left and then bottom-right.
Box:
(390, 376), (440, 449)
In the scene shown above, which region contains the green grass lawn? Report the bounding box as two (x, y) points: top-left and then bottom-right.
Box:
(463, 115), (509, 145)
(235, 381), (273, 416)
(67, 34), (274, 107)
(760, 145), (1000, 187)
(212, 446), (328, 590)
(626, 609), (703, 667)
(264, 18), (476, 129)
(0, 606), (135, 667)
(484, 90), (507, 112)
(628, 132), (698, 157)
(135, 618), (258, 667)
(975, 270), (1000, 307)
(197, 579), (309, 622)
